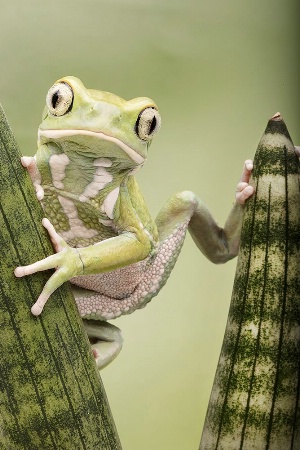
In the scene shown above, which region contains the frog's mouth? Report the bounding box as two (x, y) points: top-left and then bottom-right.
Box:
(38, 129), (145, 165)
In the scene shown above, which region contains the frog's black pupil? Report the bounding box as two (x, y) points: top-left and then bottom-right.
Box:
(149, 115), (157, 134)
(52, 91), (60, 109)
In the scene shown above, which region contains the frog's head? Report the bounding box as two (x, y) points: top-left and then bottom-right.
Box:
(38, 76), (161, 168)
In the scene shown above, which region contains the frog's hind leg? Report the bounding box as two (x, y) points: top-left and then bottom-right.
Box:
(83, 319), (123, 370)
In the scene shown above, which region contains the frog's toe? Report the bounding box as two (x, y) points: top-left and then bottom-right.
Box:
(31, 296), (48, 316)
(83, 320), (123, 370)
(245, 159), (253, 172)
(21, 156), (35, 169)
(240, 159), (253, 184)
(236, 182), (254, 205)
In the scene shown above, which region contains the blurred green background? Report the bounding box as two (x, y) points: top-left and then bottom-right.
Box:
(1, 1), (299, 449)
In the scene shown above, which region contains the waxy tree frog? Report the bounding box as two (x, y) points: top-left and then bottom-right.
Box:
(15, 77), (254, 369)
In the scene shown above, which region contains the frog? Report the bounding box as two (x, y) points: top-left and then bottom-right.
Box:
(15, 76), (254, 369)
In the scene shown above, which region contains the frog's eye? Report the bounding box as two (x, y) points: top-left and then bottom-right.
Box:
(46, 82), (74, 116)
(135, 107), (161, 141)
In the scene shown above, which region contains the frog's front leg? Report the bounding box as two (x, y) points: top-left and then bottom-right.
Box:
(188, 159), (254, 262)
(15, 216), (151, 316)
(83, 319), (123, 370)
(156, 160), (254, 264)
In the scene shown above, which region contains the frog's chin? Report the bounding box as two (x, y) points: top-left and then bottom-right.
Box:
(38, 128), (145, 165)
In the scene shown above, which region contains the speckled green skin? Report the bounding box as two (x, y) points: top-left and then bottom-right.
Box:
(200, 117), (300, 449)
(0, 105), (122, 449)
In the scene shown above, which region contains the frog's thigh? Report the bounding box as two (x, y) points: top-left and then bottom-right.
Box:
(83, 319), (123, 370)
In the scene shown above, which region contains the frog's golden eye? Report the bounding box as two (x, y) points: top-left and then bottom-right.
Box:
(46, 82), (74, 116)
(135, 107), (161, 141)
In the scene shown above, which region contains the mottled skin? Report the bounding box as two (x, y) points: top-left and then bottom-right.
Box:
(15, 76), (253, 369)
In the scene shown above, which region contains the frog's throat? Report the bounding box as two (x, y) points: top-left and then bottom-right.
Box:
(38, 129), (145, 165)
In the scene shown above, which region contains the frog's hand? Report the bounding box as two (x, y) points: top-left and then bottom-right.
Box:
(156, 160), (253, 265)
(15, 218), (150, 316)
(235, 159), (253, 204)
(15, 218), (84, 315)
(83, 320), (123, 370)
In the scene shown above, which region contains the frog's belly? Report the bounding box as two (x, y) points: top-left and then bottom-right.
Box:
(71, 222), (188, 320)
(70, 257), (150, 299)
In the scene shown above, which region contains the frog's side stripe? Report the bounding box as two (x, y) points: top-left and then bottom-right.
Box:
(49, 153), (70, 189)
(199, 116), (300, 449)
(101, 186), (120, 220)
(39, 128), (145, 164)
(79, 158), (113, 202)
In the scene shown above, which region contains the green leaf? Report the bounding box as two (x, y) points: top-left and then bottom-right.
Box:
(0, 104), (122, 450)
(200, 114), (300, 449)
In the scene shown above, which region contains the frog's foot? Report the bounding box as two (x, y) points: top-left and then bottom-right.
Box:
(235, 159), (254, 205)
(294, 146), (300, 157)
(83, 320), (123, 370)
(21, 156), (44, 200)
